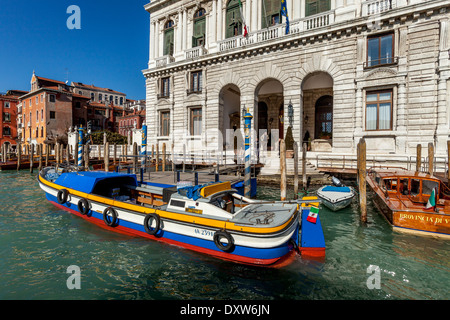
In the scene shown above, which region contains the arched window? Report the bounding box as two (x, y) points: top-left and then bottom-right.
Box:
(164, 20), (174, 56)
(226, 0), (242, 38)
(193, 8), (206, 47)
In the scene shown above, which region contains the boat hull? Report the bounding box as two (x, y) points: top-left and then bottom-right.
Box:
(316, 186), (355, 212)
(319, 197), (353, 212)
(39, 175), (300, 266)
(368, 173), (450, 239)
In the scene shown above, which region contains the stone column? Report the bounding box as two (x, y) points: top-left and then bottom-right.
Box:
(211, 0), (217, 44)
(150, 19), (155, 61)
(182, 8), (188, 51)
(217, 0), (223, 41)
(251, 0), (257, 32)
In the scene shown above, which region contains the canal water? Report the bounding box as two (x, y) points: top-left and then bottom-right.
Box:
(0, 171), (448, 301)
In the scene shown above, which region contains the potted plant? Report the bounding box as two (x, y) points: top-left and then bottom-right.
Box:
(284, 126), (295, 158)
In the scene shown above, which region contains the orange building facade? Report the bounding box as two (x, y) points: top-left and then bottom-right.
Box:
(0, 90), (23, 149)
(18, 72), (137, 147)
(20, 74), (73, 145)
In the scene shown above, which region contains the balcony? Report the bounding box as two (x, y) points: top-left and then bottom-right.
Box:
(156, 55), (175, 68)
(185, 46), (207, 60)
(362, 0), (396, 16)
(218, 10), (335, 53)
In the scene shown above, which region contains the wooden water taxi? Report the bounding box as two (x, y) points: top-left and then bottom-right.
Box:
(38, 167), (325, 266)
(367, 168), (450, 238)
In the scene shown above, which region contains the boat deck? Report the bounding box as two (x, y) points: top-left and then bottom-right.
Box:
(138, 170), (245, 187)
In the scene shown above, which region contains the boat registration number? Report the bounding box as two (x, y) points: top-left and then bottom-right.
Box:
(194, 228), (214, 237)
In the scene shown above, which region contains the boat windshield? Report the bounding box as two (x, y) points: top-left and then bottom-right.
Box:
(422, 180), (439, 195)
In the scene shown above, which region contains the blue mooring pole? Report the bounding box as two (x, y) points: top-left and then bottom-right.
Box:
(141, 125), (147, 170)
(78, 126), (84, 168)
(244, 109), (253, 198)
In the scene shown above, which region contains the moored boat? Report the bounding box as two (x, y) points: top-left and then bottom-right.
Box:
(38, 167), (326, 266)
(316, 177), (356, 211)
(367, 168), (450, 238)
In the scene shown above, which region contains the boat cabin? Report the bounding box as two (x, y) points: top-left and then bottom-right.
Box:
(370, 169), (450, 204)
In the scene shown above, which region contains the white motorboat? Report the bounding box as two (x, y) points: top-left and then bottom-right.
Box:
(317, 177), (356, 211)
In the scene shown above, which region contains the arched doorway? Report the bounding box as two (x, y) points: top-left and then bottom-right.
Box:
(301, 72), (333, 150)
(255, 79), (284, 151)
(219, 84), (241, 151)
(314, 95), (333, 139)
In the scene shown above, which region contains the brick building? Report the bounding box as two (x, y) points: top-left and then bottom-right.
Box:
(18, 72), (134, 147)
(0, 90), (25, 150)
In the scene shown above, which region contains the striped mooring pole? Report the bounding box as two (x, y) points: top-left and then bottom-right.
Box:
(141, 125), (147, 169)
(244, 108), (253, 198)
(78, 126), (84, 168)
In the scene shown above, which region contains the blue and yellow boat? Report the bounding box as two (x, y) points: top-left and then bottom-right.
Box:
(38, 167), (325, 266)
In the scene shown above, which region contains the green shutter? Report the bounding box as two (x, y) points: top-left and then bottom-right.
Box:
(193, 17), (206, 46)
(305, 0), (330, 16)
(164, 29), (174, 55)
(261, 0), (281, 27)
(226, 1), (241, 38)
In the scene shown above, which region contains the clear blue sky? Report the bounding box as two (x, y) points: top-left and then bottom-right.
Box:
(0, 0), (149, 100)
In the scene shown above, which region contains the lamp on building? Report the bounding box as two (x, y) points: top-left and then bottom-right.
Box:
(288, 100), (294, 127)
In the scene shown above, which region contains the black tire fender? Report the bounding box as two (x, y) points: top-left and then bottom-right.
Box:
(213, 230), (235, 252)
(103, 207), (118, 227)
(57, 189), (69, 204)
(143, 213), (161, 236)
(77, 198), (90, 215)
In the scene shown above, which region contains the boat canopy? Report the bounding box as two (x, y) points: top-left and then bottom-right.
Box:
(54, 171), (138, 194)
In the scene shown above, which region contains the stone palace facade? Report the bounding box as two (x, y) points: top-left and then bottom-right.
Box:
(142, 0), (450, 159)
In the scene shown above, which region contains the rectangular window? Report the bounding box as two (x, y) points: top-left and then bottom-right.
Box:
(3, 112), (11, 122)
(161, 77), (170, 97)
(190, 108), (202, 136)
(305, 0), (331, 17)
(49, 94), (56, 102)
(366, 90), (392, 131)
(191, 71), (202, 93)
(50, 111), (56, 119)
(367, 33), (394, 67)
(4, 102), (10, 108)
(3, 127), (11, 136)
(160, 111), (170, 136)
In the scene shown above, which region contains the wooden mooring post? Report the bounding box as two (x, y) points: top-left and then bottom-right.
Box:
(357, 138), (367, 223)
(162, 143), (166, 172)
(428, 142), (434, 176)
(280, 139), (287, 201)
(17, 143), (21, 171)
(416, 144), (422, 173)
(30, 144), (34, 173)
(106, 142), (111, 172)
(45, 144), (49, 167)
(38, 144), (43, 172)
